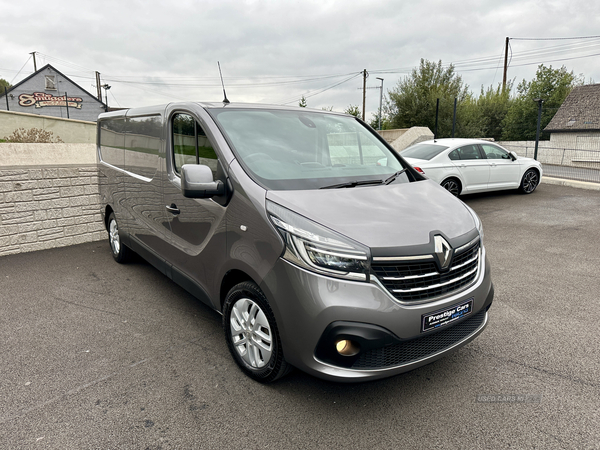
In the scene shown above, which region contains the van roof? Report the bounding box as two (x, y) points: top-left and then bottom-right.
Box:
(98, 102), (349, 121)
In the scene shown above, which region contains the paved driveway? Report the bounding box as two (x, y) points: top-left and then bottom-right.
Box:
(1, 183), (599, 449)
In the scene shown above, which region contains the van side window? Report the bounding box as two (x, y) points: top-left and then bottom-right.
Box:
(125, 115), (161, 179)
(172, 113), (218, 175)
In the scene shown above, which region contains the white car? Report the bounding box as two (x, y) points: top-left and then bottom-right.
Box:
(400, 138), (543, 196)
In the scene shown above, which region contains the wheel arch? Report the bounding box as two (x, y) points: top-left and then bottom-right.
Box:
(220, 269), (255, 311)
(525, 166), (541, 178)
(103, 205), (114, 231)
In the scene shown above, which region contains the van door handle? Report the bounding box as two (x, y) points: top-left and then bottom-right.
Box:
(166, 204), (180, 215)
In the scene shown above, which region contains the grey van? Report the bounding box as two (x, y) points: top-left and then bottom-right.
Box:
(97, 102), (494, 382)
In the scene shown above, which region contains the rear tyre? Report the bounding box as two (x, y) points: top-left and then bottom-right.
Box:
(107, 212), (132, 263)
(441, 178), (461, 197)
(519, 169), (539, 194)
(223, 281), (291, 383)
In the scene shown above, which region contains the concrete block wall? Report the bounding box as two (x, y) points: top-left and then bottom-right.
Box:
(0, 144), (105, 257)
(1, 110), (97, 144)
(499, 139), (600, 169)
(375, 127), (434, 151)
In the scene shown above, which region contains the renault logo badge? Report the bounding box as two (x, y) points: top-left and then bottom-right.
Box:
(434, 235), (452, 270)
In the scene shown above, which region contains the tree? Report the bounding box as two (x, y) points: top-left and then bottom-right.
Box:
(369, 111), (391, 130)
(298, 95), (307, 108)
(0, 78), (11, 93)
(386, 59), (470, 137)
(501, 65), (581, 141)
(460, 82), (513, 140)
(344, 104), (361, 117)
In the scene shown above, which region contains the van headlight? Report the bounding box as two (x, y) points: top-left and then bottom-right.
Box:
(464, 204), (484, 241)
(267, 201), (370, 282)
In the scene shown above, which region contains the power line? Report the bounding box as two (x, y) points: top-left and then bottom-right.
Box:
(101, 72), (358, 89)
(9, 56), (32, 84)
(511, 35), (600, 41)
(277, 72), (362, 105)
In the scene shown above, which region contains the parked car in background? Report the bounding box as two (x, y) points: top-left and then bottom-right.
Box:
(400, 139), (543, 196)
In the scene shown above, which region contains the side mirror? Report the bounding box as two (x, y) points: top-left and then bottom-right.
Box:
(181, 164), (225, 198)
(509, 151), (518, 161)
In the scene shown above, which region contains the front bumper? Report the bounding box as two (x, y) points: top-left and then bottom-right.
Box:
(260, 247), (493, 382)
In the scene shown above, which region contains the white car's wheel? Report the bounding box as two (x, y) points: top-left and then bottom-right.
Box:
(441, 178), (461, 197)
(519, 169), (539, 194)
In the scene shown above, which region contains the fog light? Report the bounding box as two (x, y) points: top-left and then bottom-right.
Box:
(335, 339), (360, 356)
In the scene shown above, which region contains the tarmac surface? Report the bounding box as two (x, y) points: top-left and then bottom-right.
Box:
(1, 183), (599, 449)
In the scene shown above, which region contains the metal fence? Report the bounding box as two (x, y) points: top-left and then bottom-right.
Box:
(501, 144), (600, 184)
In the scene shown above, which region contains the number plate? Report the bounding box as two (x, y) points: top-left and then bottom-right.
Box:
(421, 299), (473, 332)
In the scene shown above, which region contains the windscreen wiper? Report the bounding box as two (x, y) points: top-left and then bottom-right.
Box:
(320, 179), (384, 189)
(383, 168), (408, 185)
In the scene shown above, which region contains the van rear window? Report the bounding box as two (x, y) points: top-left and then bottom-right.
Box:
(99, 115), (162, 179)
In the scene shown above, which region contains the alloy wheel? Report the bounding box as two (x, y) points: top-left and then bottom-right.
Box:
(522, 170), (539, 193)
(229, 297), (273, 369)
(109, 219), (121, 256)
(442, 179), (460, 196)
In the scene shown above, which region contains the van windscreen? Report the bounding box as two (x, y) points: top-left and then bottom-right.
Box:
(208, 109), (409, 190)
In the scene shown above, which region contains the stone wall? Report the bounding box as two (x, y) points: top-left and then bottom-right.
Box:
(0, 143), (104, 257)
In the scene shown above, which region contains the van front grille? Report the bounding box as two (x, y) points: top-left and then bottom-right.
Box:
(351, 310), (487, 370)
(372, 241), (480, 302)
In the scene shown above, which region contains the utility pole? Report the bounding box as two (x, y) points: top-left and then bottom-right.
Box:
(502, 37), (509, 92)
(95, 72), (102, 101)
(362, 69), (368, 121)
(30, 51), (37, 72)
(376, 77), (384, 130)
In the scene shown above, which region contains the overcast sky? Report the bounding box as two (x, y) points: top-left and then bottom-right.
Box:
(2, 0), (600, 121)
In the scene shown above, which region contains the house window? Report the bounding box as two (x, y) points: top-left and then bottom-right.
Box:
(45, 75), (57, 90)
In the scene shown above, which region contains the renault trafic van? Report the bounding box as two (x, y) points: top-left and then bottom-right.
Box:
(97, 103), (493, 382)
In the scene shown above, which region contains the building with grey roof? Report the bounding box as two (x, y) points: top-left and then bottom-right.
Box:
(0, 64), (107, 122)
(544, 84), (600, 155)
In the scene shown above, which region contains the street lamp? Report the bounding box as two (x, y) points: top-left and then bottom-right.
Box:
(376, 77), (384, 130)
(533, 98), (544, 161)
(102, 84), (111, 112)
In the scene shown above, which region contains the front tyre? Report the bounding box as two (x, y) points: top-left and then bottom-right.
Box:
(223, 282), (290, 382)
(519, 169), (539, 194)
(107, 212), (132, 263)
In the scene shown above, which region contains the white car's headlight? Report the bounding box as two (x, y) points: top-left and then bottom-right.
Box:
(267, 201), (370, 281)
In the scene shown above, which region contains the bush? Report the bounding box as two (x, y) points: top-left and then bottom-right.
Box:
(3, 127), (64, 143)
